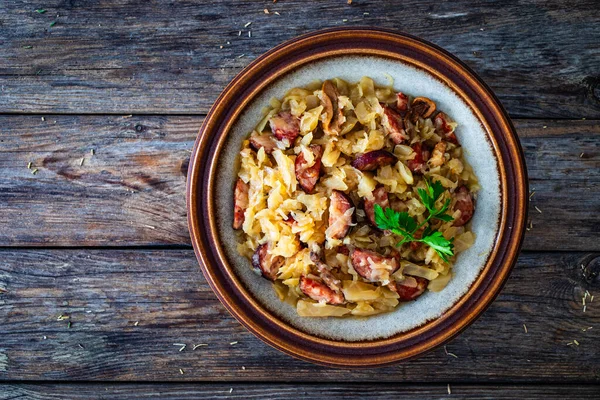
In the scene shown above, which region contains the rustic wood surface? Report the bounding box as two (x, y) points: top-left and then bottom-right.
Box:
(0, 249), (598, 382)
(1, 0), (600, 118)
(1, 384), (599, 400)
(0, 117), (598, 250)
(1, 0), (599, 397)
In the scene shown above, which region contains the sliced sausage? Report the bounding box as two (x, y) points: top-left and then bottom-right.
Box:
(269, 111), (300, 142)
(351, 150), (397, 171)
(350, 248), (399, 282)
(249, 132), (278, 154)
(406, 143), (429, 174)
(396, 91), (409, 112)
(327, 190), (354, 240)
(434, 112), (458, 144)
(364, 186), (390, 227)
(233, 178), (249, 230)
(251, 243), (285, 281)
(381, 104), (408, 144)
(310, 256), (343, 293)
(410, 226), (425, 251)
(428, 141), (447, 167)
(336, 245), (350, 256)
(388, 275), (428, 301)
(321, 80), (344, 135)
(453, 186), (474, 227)
(295, 144), (323, 193)
(300, 276), (345, 305)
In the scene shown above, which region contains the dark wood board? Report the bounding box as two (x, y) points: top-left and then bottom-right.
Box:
(1, 383), (599, 399)
(0, 116), (598, 250)
(0, 249), (598, 382)
(1, 0), (599, 117)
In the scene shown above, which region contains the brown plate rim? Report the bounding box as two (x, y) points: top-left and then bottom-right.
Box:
(186, 27), (528, 367)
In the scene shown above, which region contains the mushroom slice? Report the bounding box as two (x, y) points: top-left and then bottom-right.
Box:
(233, 178), (249, 230)
(321, 80), (344, 135)
(406, 96), (436, 123)
(351, 150), (397, 171)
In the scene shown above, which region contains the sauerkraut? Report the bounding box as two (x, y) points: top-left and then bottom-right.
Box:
(233, 77), (479, 317)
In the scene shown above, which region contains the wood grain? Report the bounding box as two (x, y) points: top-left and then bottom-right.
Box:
(1, 0), (599, 117)
(0, 249), (598, 382)
(1, 383), (599, 399)
(0, 116), (598, 250)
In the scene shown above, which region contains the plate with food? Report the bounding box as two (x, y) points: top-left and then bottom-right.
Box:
(187, 28), (528, 366)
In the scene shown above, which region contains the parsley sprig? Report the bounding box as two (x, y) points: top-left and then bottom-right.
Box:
(374, 180), (455, 262)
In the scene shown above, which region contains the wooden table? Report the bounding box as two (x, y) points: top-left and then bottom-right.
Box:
(1, 1), (599, 398)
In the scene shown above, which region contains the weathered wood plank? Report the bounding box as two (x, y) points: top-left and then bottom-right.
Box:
(0, 249), (598, 382)
(1, 383), (599, 399)
(1, 0), (599, 117)
(0, 117), (598, 250)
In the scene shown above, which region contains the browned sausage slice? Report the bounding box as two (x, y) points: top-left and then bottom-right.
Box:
(388, 275), (428, 301)
(364, 186), (390, 226)
(396, 92), (409, 112)
(350, 248), (399, 282)
(295, 144), (323, 193)
(233, 178), (249, 230)
(453, 186), (474, 226)
(269, 111), (300, 142)
(300, 276), (345, 305)
(249, 132), (278, 154)
(251, 243), (285, 281)
(327, 190), (354, 240)
(351, 150), (397, 171)
(381, 105), (408, 144)
(407, 143), (428, 174)
(434, 112), (458, 144)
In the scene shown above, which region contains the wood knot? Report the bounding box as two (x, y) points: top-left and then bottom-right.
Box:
(582, 76), (600, 104)
(582, 255), (600, 286)
(134, 124), (145, 133)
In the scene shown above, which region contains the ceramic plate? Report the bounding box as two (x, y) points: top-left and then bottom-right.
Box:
(187, 28), (528, 366)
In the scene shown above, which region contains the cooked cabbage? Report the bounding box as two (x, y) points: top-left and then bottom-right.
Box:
(236, 77), (479, 318)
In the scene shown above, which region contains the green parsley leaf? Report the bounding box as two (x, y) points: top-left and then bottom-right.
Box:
(35, 9), (47, 13)
(420, 231), (454, 262)
(397, 211), (417, 233)
(374, 179), (457, 263)
(49, 21), (57, 27)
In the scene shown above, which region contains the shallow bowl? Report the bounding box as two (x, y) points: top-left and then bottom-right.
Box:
(187, 28), (528, 367)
